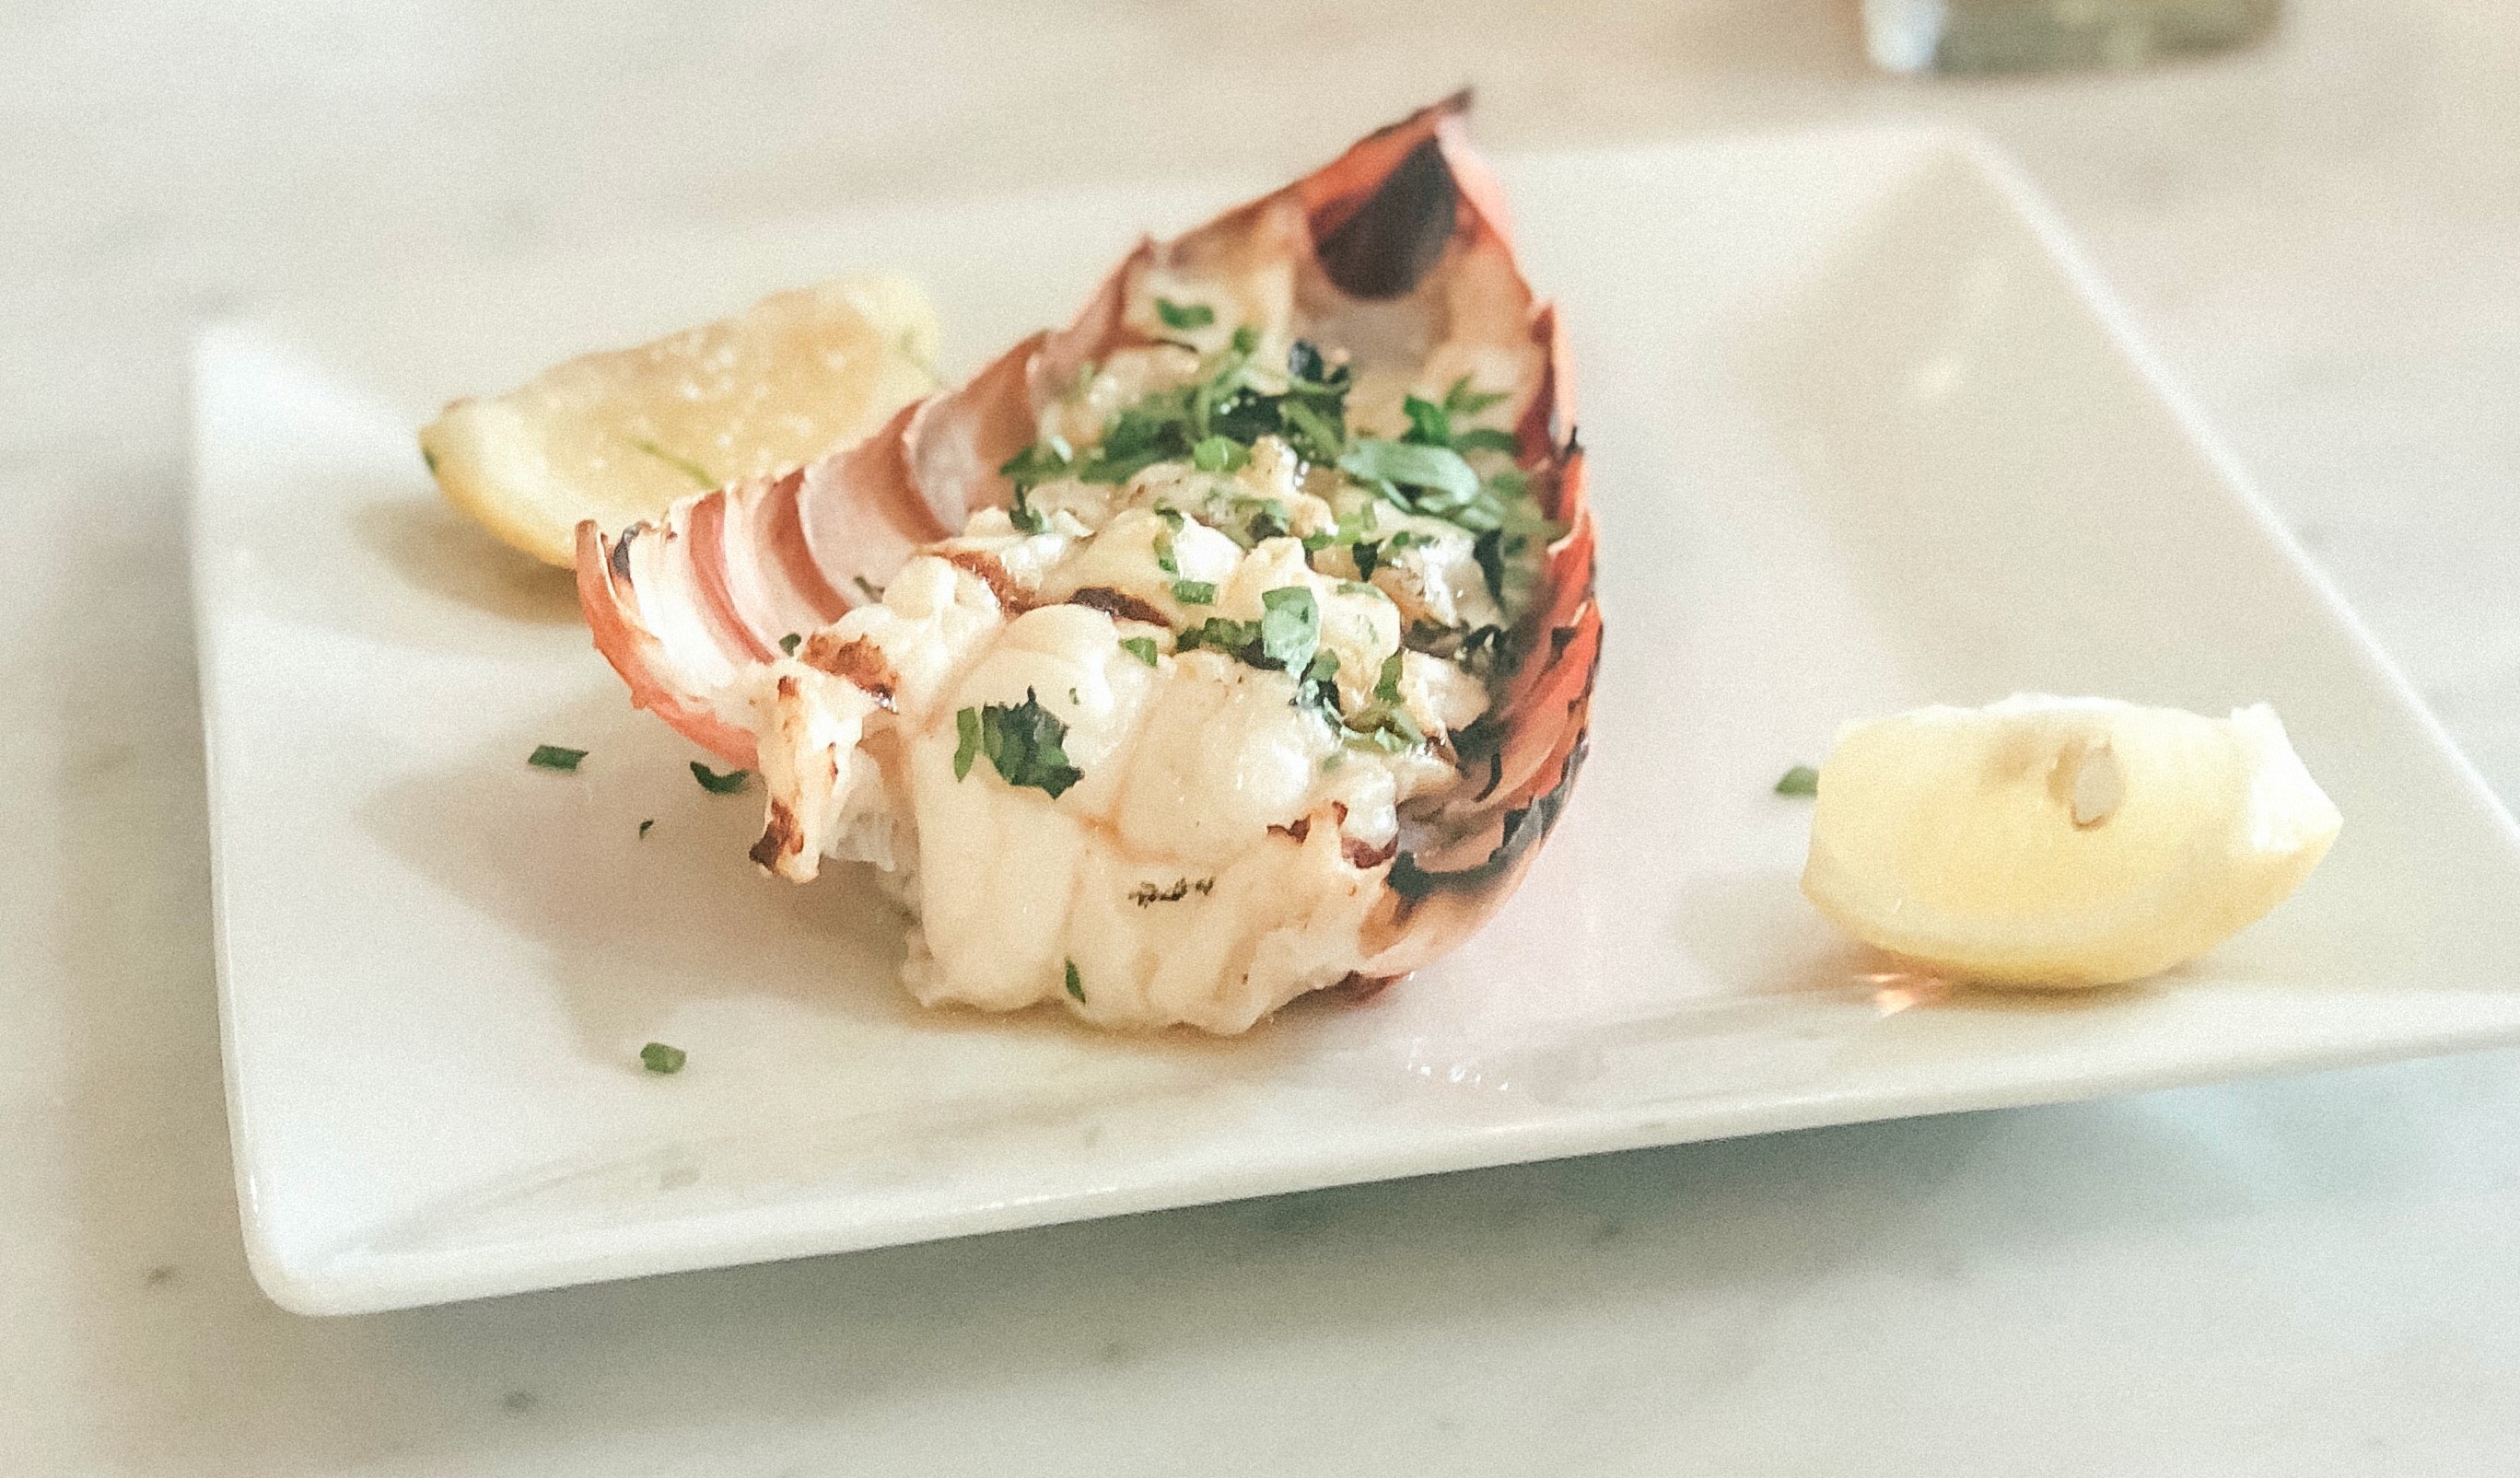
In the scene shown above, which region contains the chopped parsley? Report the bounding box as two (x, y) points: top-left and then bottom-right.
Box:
(1065, 959), (1086, 1002)
(1339, 438), (1483, 518)
(984, 344), (1558, 686)
(1192, 435), (1246, 473)
(1398, 378), (1520, 457)
(639, 1042), (686, 1075)
(1171, 586), (1346, 725)
(778, 633), (802, 656)
(952, 690), (1085, 798)
(998, 337), (1351, 495)
(1173, 615), (1262, 658)
(638, 819), (656, 838)
(1775, 764), (1820, 797)
(1238, 497), (1289, 544)
(528, 744), (587, 772)
(999, 435), (1075, 532)
(1121, 636), (1160, 667)
(1303, 500), (1377, 553)
(691, 762), (750, 794)
(1173, 587), (1322, 679)
(952, 708), (980, 779)
(1324, 650), (1422, 752)
(852, 575), (882, 602)
(1154, 297), (1215, 331)
(1258, 586), (1321, 675)
(1445, 375), (1512, 418)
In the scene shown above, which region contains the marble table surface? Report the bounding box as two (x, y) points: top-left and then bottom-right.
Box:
(7, 2), (2519, 1472)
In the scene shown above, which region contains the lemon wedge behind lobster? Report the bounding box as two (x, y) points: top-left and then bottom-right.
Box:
(419, 273), (939, 567)
(1802, 695), (2340, 987)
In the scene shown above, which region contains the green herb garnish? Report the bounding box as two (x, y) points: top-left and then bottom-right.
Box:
(1338, 438), (1483, 515)
(1174, 616), (1261, 658)
(1399, 379), (1517, 458)
(951, 690), (1085, 798)
(994, 337), (1349, 498)
(1172, 580), (1216, 605)
(1065, 959), (1086, 1002)
(953, 707), (982, 780)
(778, 633), (802, 656)
(1154, 297), (1215, 331)
(1258, 586), (1321, 676)
(1775, 764), (1820, 797)
(638, 819), (655, 838)
(1192, 435), (1246, 473)
(852, 576), (881, 602)
(1454, 427), (1522, 455)
(691, 762), (750, 794)
(998, 435), (1074, 533)
(639, 1042), (686, 1074)
(1445, 376), (1511, 419)
(1001, 434), (1074, 491)
(1303, 499), (1377, 553)
(1401, 393), (1451, 448)
(528, 744), (587, 772)
(1121, 636), (1160, 667)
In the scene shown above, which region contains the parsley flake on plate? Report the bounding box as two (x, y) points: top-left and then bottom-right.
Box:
(1775, 764), (1820, 797)
(691, 762), (750, 794)
(527, 744), (587, 772)
(639, 1042), (686, 1075)
(1065, 959), (1086, 1002)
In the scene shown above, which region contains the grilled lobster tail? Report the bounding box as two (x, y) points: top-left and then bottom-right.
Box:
(579, 95), (1599, 1006)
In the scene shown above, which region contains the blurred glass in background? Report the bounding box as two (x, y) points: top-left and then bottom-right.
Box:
(1863, 0), (2281, 75)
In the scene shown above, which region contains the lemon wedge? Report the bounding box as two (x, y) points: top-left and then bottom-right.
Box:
(1801, 695), (2340, 987)
(418, 273), (939, 567)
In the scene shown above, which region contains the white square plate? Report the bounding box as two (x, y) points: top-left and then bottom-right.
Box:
(194, 127), (2520, 1315)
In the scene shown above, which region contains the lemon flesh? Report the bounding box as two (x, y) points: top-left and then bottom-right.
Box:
(1802, 695), (2340, 987)
(419, 273), (939, 567)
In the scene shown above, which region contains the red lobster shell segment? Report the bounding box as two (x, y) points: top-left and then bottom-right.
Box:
(578, 95), (1599, 968)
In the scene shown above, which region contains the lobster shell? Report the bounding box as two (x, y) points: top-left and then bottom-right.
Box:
(578, 95), (1600, 985)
